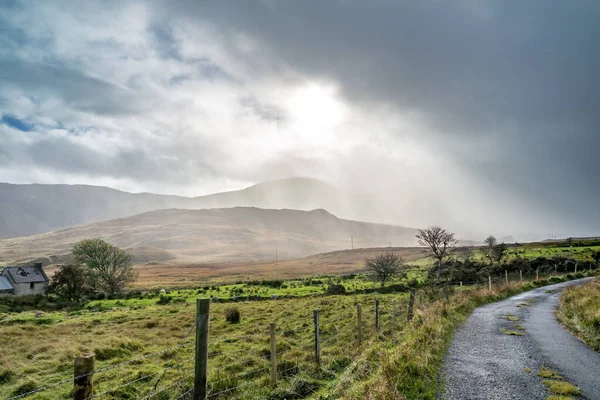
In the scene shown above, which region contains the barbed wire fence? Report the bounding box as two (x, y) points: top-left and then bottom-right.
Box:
(5, 265), (591, 400)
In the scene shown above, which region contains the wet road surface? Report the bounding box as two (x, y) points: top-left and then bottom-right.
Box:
(440, 278), (600, 399)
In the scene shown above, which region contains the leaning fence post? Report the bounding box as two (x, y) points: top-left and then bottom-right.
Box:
(356, 303), (362, 345)
(313, 309), (320, 364)
(194, 299), (210, 400)
(407, 289), (415, 322)
(375, 299), (380, 333)
(505, 270), (508, 285)
(269, 322), (277, 387)
(74, 352), (95, 400)
(488, 276), (492, 291)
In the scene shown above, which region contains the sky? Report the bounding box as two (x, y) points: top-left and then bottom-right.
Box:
(0, 0), (599, 239)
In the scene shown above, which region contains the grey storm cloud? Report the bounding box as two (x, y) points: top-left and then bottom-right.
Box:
(167, 0), (600, 230)
(0, 0), (599, 237)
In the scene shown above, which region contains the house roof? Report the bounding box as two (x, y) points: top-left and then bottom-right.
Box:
(0, 276), (13, 291)
(1, 265), (49, 284)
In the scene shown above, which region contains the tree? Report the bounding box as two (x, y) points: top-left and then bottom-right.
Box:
(492, 242), (508, 265)
(483, 235), (497, 265)
(46, 264), (90, 302)
(365, 252), (405, 287)
(416, 226), (457, 280)
(72, 238), (137, 295)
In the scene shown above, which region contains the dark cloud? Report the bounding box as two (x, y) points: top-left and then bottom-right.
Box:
(169, 0), (600, 233)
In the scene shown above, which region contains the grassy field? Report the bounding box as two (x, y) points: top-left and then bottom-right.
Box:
(38, 247), (428, 290)
(556, 277), (600, 352)
(1, 269), (595, 399)
(0, 288), (412, 399)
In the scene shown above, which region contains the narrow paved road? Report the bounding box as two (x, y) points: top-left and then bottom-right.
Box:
(440, 278), (600, 400)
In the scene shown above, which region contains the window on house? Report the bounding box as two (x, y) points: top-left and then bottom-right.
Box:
(30, 282), (35, 289)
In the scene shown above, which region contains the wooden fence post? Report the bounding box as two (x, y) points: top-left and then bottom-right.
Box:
(74, 352), (95, 400)
(314, 309), (320, 364)
(460, 281), (463, 287)
(375, 299), (380, 332)
(555, 265), (558, 275)
(407, 289), (415, 322)
(488, 276), (492, 291)
(575, 263), (578, 273)
(356, 303), (362, 345)
(194, 299), (210, 400)
(269, 323), (277, 387)
(505, 270), (508, 285)
(520, 270), (523, 282)
(536, 268), (539, 280)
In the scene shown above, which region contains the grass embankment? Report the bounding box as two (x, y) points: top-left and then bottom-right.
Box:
(331, 272), (596, 400)
(556, 277), (600, 352)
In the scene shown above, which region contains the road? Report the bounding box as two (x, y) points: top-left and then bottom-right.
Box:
(440, 278), (600, 400)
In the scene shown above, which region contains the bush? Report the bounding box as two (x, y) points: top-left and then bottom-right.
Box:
(157, 296), (171, 305)
(325, 284), (346, 295)
(224, 307), (240, 324)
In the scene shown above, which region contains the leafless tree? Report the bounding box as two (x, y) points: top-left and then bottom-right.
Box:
(365, 251), (405, 287)
(415, 226), (457, 280)
(483, 235), (497, 265)
(72, 238), (137, 295)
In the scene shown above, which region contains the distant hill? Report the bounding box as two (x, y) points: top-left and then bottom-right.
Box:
(0, 178), (380, 238)
(0, 207), (419, 266)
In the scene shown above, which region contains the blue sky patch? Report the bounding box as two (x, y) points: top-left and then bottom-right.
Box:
(1, 114), (33, 132)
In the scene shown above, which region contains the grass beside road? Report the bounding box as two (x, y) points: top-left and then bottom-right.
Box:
(556, 277), (600, 352)
(331, 272), (596, 400)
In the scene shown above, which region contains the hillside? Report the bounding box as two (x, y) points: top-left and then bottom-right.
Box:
(0, 207), (418, 266)
(0, 178), (377, 238)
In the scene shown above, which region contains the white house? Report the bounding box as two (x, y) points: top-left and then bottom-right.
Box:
(0, 263), (49, 296)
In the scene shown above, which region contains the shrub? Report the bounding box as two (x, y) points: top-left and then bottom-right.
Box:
(325, 284), (346, 295)
(157, 296), (171, 305)
(224, 307), (240, 324)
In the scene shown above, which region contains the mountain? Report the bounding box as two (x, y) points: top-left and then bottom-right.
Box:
(0, 178), (376, 238)
(0, 207), (418, 266)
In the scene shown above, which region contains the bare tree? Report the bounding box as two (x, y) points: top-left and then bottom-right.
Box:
(416, 226), (457, 280)
(483, 235), (497, 265)
(72, 238), (137, 295)
(365, 251), (405, 287)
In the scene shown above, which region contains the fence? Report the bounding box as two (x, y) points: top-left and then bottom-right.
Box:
(5, 266), (591, 400)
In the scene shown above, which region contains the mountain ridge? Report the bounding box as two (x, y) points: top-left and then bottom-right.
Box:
(0, 206), (418, 266)
(0, 177), (369, 238)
